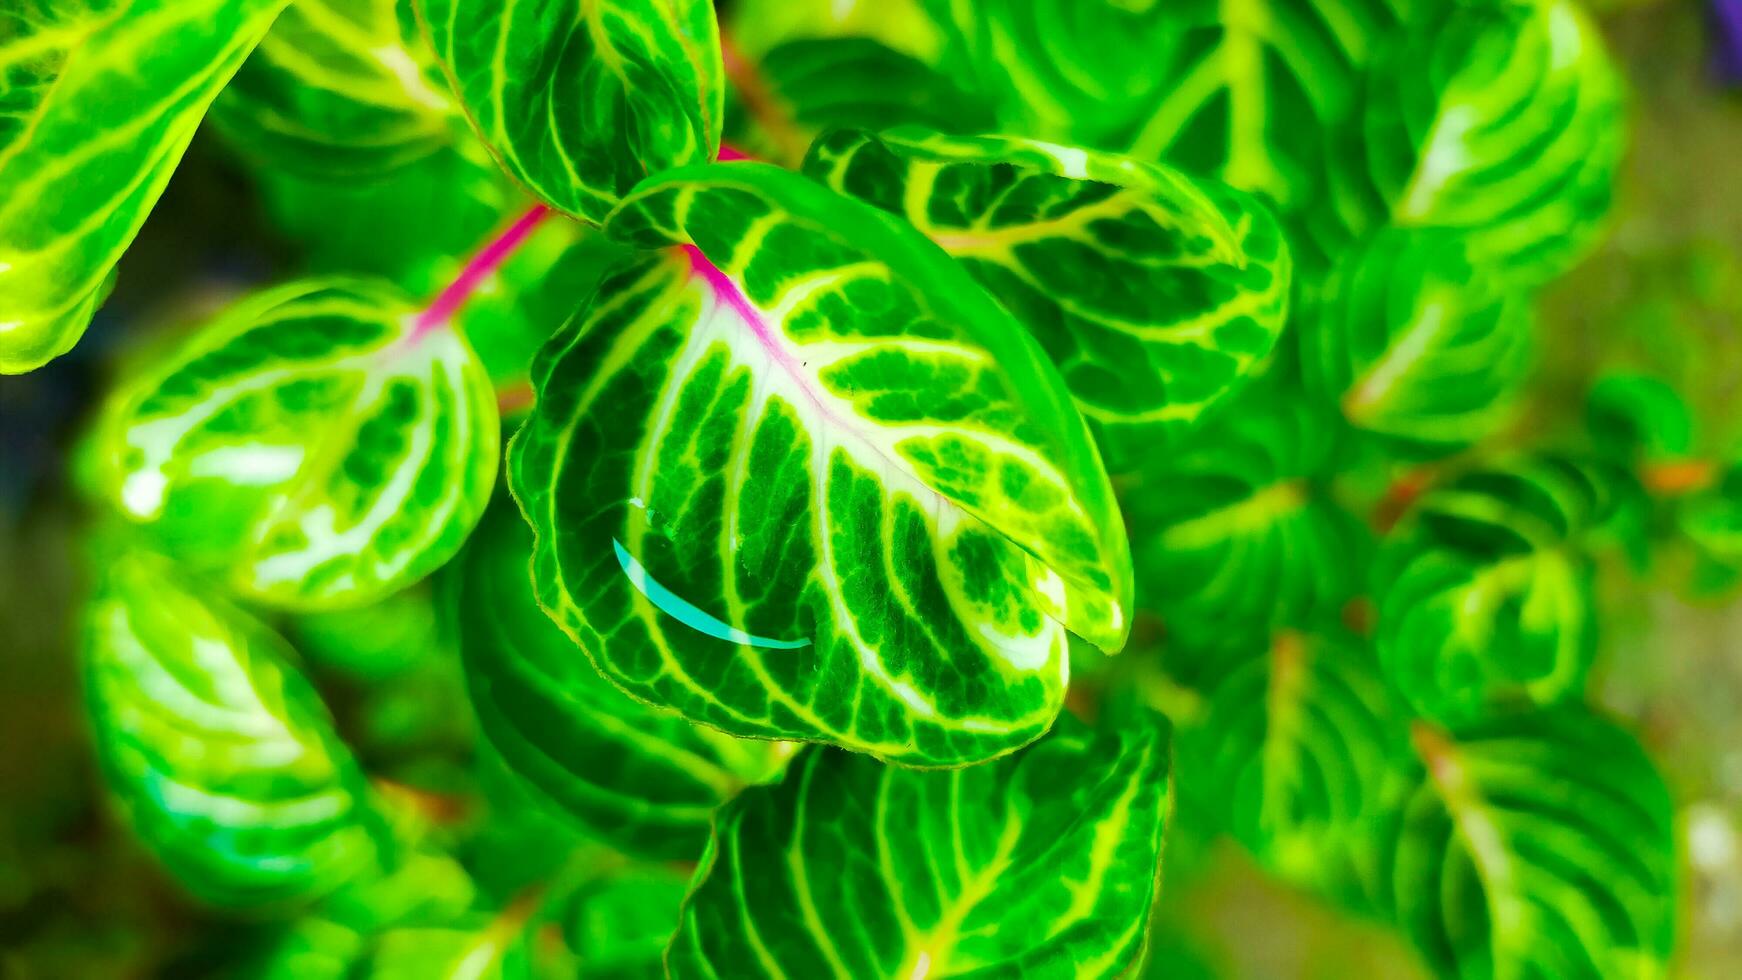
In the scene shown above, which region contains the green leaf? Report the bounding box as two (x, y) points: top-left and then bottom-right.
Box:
(803, 128), (1292, 465)
(456, 501), (795, 860)
(416, 0), (723, 224)
(212, 0), (458, 177)
(83, 550), (385, 907)
(1125, 380), (1369, 634)
(510, 162), (1130, 766)
(1389, 709), (1677, 979)
(557, 868), (690, 979)
(1584, 372), (1694, 463)
(1167, 629), (1408, 911)
(1374, 455), (1623, 724)
(1680, 461), (1742, 578)
(665, 711), (1172, 979)
(1342, 0), (1626, 286)
(0, 0), (290, 373)
(1302, 228), (1532, 454)
(294, 584), (445, 681)
(97, 279), (498, 609)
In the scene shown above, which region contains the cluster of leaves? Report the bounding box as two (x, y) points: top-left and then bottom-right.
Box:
(5, 0), (1736, 976)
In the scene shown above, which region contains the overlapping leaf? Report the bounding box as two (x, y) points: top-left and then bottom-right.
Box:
(1340, 0), (1626, 286)
(456, 501), (794, 860)
(1125, 380), (1369, 633)
(83, 551), (386, 907)
(1385, 709), (1677, 979)
(97, 279), (497, 608)
(213, 0), (456, 177)
(805, 128), (1291, 465)
(510, 163), (1130, 766)
(1168, 629), (1408, 910)
(0, 0), (290, 374)
(665, 711), (1171, 978)
(416, 0), (722, 224)
(1302, 228), (1532, 454)
(1374, 455), (1628, 724)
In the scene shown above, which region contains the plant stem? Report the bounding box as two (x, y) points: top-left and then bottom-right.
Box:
(414, 204), (554, 337)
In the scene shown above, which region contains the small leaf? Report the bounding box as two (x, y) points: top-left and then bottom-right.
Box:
(98, 279), (498, 608)
(83, 550), (385, 907)
(558, 867), (690, 979)
(416, 0), (723, 224)
(1347, 0), (1626, 286)
(213, 0), (457, 177)
(1374, 455), (1623, 724)
(1388, 709), (1677, 979)
(1585, 372), (1695, 463)
(1680, 460), (1742, 581)
(804, 128), (1292, 466)
(1125, 380), (1369, 634)
(456, 501), (795, 860)
(665, 711), (1172, 979)
(511, 163), (1130, 765)
(1302, 228), (1532, 454)
(0, 0), (290, 373)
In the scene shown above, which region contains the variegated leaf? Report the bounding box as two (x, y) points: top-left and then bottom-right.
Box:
(456, 500), (795, 860)
(804, 128), (1291, 465)
(213, 0), (457, 177)
(511, 162), (1130, 766)
(1301, 228), (1532, 454)
(0, 0), (289, 373)
(1342, 0), (1626, 286)
(1388, 709), (1677, 979)
(1374, 455), (1624, 724)
(98, 279), (498, 609)
(416, 0), (722, 225)
(83, 550), (386, 907)
(665, 711), (1172, 978)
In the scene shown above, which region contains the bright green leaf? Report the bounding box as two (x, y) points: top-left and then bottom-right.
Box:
(1302, 228), (1532, 454)
(1374, 455), (1625, 724)
(0, 0), (290, 373)
(1389, 709), (1677, 979)
(665, 710), (1172, 979)
(213, 0), (457, 177)
(416, 0), (723, 224)
(510, 162), (1130, 766)
(456, 500), (795, 860)
(1585, 372), (1695, 463)
(97, 279), (498, 609)
(83, 550), (386, 907)
(804, 128), (1292, 465)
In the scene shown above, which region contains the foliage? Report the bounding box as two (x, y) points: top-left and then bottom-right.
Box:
(0, 0), (1721, 976)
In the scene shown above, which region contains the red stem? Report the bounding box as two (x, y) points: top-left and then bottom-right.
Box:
(414, 204), (553, 337)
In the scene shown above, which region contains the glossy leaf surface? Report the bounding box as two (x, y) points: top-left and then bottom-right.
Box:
(84, 551), (384, 906)
(666, 711), (1171, 978)
(417, 0), (723, 224)
(1375, 455), (1620, 724)
(213, 0), (456, 177)
(1302, 229), (1531, 454)
(511, 163), (1130, 765)
(456, 501), (794, 860)
(1390, 710), (1677, 979)
(99, 279), (498, 608)
(805, 128), (1291, 464)
(0, 0), (289, 373)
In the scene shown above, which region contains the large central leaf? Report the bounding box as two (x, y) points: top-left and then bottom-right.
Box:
(510, 163), (1130, 766)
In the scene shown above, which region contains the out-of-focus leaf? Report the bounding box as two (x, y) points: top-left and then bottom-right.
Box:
(1302, 229), (1532, 455)
(1126, 380), (1369, 634)
(1386, 709), (1677, 979)
(805, 128), (1291, 466)
(1585, 372), (1695, 462)
(213, 0), (456, 177)
(456, 501), (794, 860)
(416, 0), (723, 224)
(665, 711), (1172, 978)
(511, 162), (1130, 765)
(84, 551), (386, 907)
(0, 0), (290, 373)
(295, 584), (444, 681)
(97, 279), (498, 608)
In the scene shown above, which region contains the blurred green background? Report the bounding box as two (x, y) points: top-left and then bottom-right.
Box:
(2, 1), (1740, 976)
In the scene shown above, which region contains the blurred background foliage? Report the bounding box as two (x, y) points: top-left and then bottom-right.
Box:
(2, 0), (1741, 977)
